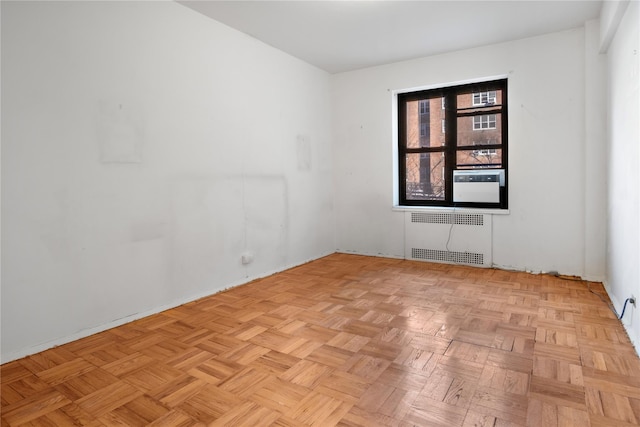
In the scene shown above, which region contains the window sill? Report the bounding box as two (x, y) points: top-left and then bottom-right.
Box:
(392, 205), (510, 215)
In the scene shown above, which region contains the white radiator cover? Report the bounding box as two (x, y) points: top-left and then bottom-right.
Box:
(405, 211), (492, 267)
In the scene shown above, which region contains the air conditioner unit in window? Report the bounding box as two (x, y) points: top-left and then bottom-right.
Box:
(453, 169), (505, 203)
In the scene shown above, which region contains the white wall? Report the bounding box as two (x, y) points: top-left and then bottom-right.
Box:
(332, 28), (606, 279)
(1, 1), (335, 362)
(604, 0), (639, 351)
(4, 0), (632, 362)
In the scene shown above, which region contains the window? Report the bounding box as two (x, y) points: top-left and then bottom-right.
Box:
(472, 148), (497, 156)
(397, 79), (507, 208)
(473, 91), (497, 106)
(471, 139), (497, 156)
(419, 100), (429, 115)
(473, 115), (496, 130)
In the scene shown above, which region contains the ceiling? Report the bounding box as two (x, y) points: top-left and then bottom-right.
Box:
(178, 1), (603, 74)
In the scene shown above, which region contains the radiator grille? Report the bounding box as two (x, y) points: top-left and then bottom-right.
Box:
(411, 212), (484, 226)
(411, 248), (484, 266)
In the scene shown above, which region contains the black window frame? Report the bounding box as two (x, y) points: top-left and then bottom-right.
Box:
(398, 79), (508, 209)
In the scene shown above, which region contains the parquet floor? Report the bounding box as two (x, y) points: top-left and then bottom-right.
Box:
(2, 254), (640, 426)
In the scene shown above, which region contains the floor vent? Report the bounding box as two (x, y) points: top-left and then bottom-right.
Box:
(405, 211), (492, 267)
(411, 248), (484, 266)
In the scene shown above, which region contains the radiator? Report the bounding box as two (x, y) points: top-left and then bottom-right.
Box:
(405, 211), (492, 267)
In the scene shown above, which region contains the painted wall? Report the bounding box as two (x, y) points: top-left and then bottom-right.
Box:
(331, 27), (606, 280)
(1, 1), (335, 362)
(604, 1), (639, 351)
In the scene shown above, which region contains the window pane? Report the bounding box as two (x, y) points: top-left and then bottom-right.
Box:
(404, 97), (446, 149)
(457, 114), (502, 147)
(405, 152), (445, 200)
(456, 149), (503, 169)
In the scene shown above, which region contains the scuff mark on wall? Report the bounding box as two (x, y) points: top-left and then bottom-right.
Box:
(96, 100), (144, 164)
(296, 134), (311, 171)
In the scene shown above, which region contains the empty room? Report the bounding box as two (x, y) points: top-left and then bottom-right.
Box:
(1, 0), (639, 426)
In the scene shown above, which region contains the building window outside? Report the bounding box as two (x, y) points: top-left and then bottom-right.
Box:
(419, 100), (429, 115)
(472, 139), (497, 157)
(473, 91), (497, 106)
(472, 148), (497, 156)
(473, 114), (497, 130)
(397, 79), (507, 208)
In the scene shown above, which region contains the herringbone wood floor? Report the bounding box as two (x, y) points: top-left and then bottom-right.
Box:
(2, 254), (640, 426)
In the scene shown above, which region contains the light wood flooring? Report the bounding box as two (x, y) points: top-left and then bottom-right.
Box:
(2, 253), (640, 426)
